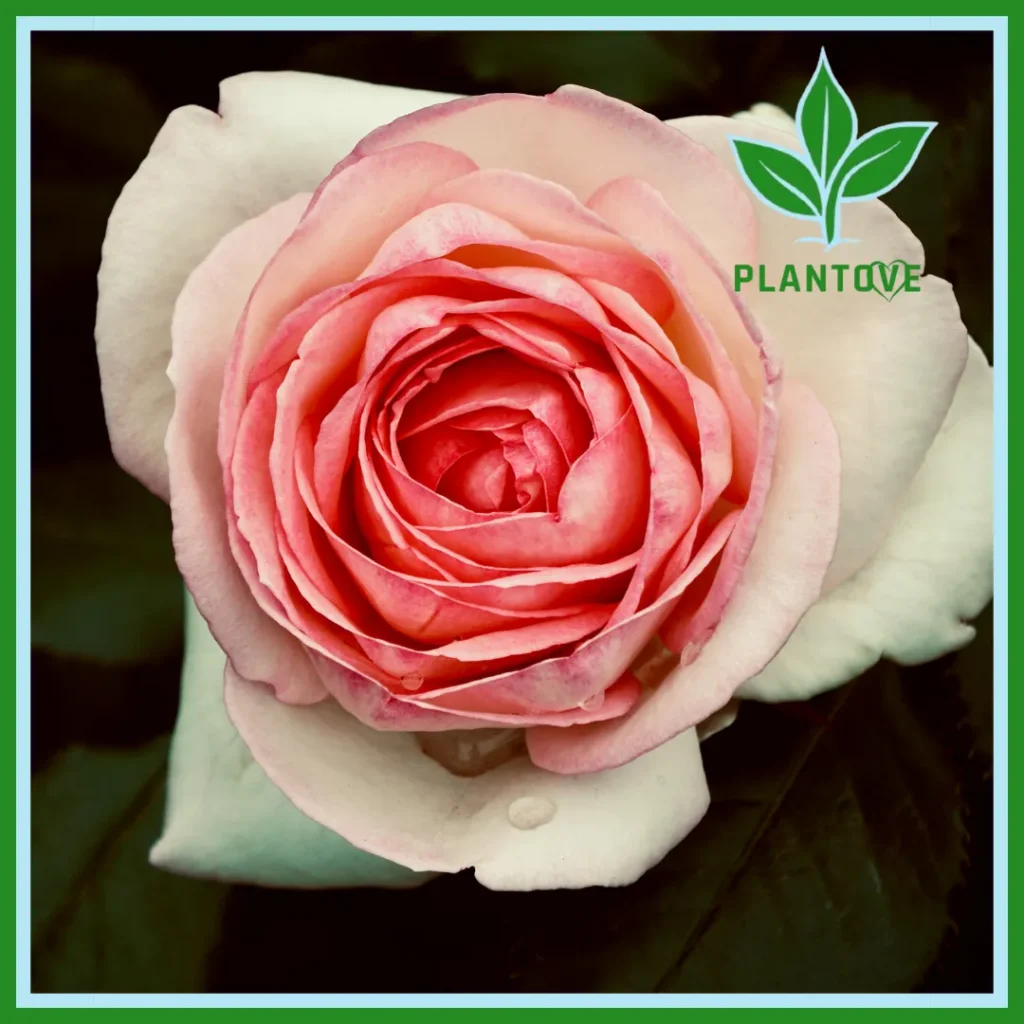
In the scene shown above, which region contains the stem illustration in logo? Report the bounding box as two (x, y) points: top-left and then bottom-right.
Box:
(728, 49), (936, 249)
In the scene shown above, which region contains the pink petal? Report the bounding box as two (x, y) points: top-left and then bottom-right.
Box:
(361, 202), (530, 278)
(527, 378), (841, 773)
(166, 194), (325, 705)
(399, 422), (491, 489)
(314, 653), (641, 730)
(225, 663), (709, 889)
(587, 176), (770, 498)
(520, 420), (570, 508)
(672, 114), (969, 587)
(327, 540), (615, 647)
(218, 142), (478, 472)
(398, 348), (592, 462)
(445, 407), (533, 431)
(417, 555), (639, 611)
(470, 307), (599, 365)
(416, 512), (737, 717)
(361, 194), (674, 327)
(602, 351), (702, 625)
(420, 409), (649, 569)
(299, 420), (638, 616)
(573, 365), (633, 436)
(583, 278), (734, 516)
(423, 166), (633, 253)
(348, 85), (756, 271)
(437, 444), (514, 513)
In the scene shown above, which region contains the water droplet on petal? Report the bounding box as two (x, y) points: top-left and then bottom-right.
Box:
(507, 796), (556, 830)
(400, 673), (424, 692)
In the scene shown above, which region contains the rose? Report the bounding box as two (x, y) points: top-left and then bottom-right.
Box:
(96, 75), (992, 891)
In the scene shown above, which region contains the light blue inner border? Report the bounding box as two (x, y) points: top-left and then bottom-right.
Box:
(15, 14), (1009, 1010)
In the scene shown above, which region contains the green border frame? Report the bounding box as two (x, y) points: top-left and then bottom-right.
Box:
(12, 6), (1011, 1012)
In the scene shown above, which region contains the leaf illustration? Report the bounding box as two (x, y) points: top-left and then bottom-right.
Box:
(823, 122), (936, 243)
(797, 48), (857, 184)
(834, 122), (938, 199)
(730, 138), (822, 219)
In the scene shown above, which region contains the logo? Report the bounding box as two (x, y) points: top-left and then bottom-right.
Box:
(728, 48), (935, 255)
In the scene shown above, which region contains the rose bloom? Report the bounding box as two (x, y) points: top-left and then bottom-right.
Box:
(96, 75), (992, 891)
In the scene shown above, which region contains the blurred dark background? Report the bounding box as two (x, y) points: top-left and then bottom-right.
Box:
(31, 30), (994, 994)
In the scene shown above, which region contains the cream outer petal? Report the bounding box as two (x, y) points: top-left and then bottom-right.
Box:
(96, 72), (456, 499)
(732, 102), (797, 132)
(156, 603), (710, 890)
(527, 377), (840, 773)
(150, 595), (433, 889)
(167, 193), (329, 706)
(739, 339), (993, 701)
(224, 662), (709, 891)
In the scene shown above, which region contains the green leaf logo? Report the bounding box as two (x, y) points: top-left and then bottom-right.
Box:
(726, 137), (824, 227)
(731, 140), (822, 219)
(798, 49), (857, 183)
(728, 48), (936, 249)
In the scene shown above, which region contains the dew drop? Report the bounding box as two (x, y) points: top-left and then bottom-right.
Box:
(507, 796), (557, 830)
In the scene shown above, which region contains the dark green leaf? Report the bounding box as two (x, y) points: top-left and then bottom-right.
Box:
(32, 757), (228, 994)
(33, 657), (987, 993)
(32, 462), (183, 664)
(31, 739), (170, 941)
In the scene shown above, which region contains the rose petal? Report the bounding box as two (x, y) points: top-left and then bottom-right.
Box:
(602, 349), (702, 624)
(219, 141), (479, 470)
(587, 176), (767, 497)
(350, 84), (756, 270)
(419, 409), (648, 569)
(150, 596), (429, 889)
(314, 654), (641, 730)
(670, 114), (969, 586)
(225, 661), (709, 889)
(738, 340), (993, 701)
(354, 605), (614, 685)
(417, 511), (736, 716)
(400, 422), (491, 489)
(166, 194), (326, 705)
(397, 348), (593, 462)
(98, 71), (456, 499)
(527, 378), (840, 772)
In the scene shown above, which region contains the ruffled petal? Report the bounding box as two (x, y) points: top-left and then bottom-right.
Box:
(669, 113), (969, 586)
(97, 71), (455, 499)
(739, 340), (993, 701)
(150, 596), (433, 889)
(225, 656), (709, 890)
(350, 85), (756, 270)
(527, 378), (840, 772)
(167, 194), (326, 704)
